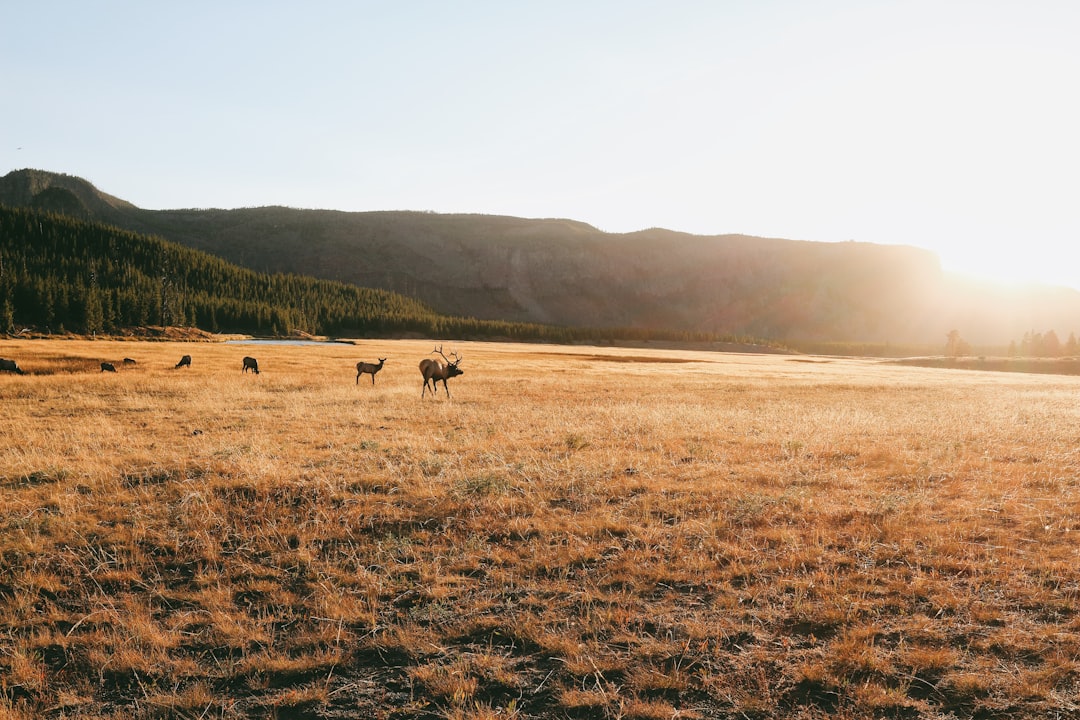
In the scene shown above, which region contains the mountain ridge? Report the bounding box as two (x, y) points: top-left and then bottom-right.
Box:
(3, 168), (1077, 347)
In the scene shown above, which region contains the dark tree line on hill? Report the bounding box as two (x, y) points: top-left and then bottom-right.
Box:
(0, 206), (757, 346)
(0, 206), (440, 336)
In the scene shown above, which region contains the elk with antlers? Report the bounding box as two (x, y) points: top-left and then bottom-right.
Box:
(355, 358), (387, 385)
(419, 346), (463, 398)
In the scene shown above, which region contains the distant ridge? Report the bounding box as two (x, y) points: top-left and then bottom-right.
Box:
(0, 169), (136, 218)
(3, 168), (1080, 347)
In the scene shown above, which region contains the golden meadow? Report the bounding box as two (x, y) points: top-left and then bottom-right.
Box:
(1, 338), (1079, 719)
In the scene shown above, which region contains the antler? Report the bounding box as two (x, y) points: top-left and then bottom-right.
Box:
(432, 345), (461, 365)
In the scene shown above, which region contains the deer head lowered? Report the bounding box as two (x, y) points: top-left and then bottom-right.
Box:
(419, 346), (463, 398)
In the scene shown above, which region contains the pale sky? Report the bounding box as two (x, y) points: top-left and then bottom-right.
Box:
(4, 1), (1080, 288)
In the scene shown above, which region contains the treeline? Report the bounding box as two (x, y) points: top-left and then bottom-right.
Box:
(0, 206), (767, 346)
(0, 207), (445, 336)
(1009, 330), (1080, 358)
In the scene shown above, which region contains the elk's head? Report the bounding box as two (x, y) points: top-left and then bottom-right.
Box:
(436, 346), (464, 377)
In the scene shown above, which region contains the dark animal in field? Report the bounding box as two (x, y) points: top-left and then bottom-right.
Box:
(242, 356), (260, 374)
(175, 355), (192, 368)
(123, 358), (136, 365)
(100, 362), (116, 372)
(420, 346), (463, 398)
(0, 358), (24, 374)
(356, 358), (387, 385)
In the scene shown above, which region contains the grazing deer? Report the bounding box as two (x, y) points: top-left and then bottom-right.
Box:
(242, 356), (260, 374)
(419, 346), (463, 398)
(0, 358), (24, 374)
(123, 358), (136, 365)
(356, 358), (387, 385)
(175, 354), (192, 368)
(100, 362), (116, 372)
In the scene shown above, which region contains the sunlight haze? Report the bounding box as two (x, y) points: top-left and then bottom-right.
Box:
(4, 1), (1080, 288)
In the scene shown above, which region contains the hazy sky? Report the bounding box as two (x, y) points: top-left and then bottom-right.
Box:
(4, 1), (1080, 288)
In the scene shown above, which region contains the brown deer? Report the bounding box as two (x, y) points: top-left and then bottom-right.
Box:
(356, 358), (387, 385)
(419, 346), (463, 398)
(0, 358), (24, 374)
(175, 354), (192, 369)
(242, 356), (260, 374)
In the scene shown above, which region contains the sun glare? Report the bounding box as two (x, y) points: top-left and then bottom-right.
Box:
(938, 245), (1080, 289)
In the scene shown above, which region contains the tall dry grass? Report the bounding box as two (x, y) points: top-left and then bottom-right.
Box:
(1, 338), (1079, 718)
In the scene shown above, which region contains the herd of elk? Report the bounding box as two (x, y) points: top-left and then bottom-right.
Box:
(419, 346), (464, 398)
(0, 347), (467, 398)
(356, 358), (386, 385)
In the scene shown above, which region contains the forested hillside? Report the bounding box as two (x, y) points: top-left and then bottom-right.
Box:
(0, 206), (442, 336)
(0, 206), (753, 345)
(6, 168), (1080, 347)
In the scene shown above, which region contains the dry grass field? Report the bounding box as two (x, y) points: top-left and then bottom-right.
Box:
(1, 338), (1080, 719)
